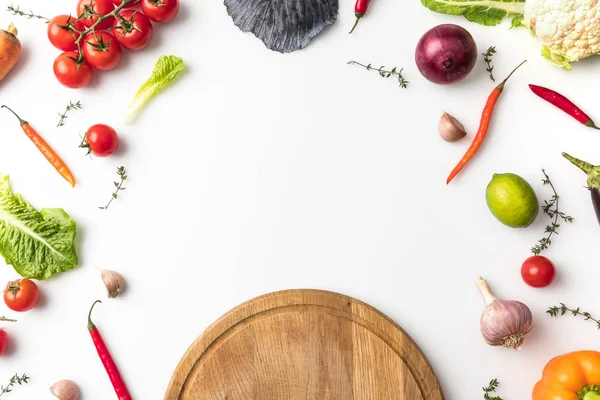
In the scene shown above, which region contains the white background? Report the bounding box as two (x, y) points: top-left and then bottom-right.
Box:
(1, 0), (600, 398)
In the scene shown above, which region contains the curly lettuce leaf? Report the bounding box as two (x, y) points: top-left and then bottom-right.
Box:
(125, 55), (186, 124)
(0, 175), (78, 280)
(421, 0), (525, 26)
(541, 46), (572, 71)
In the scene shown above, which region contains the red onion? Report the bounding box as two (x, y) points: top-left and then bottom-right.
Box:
(415, 24), (477, 85)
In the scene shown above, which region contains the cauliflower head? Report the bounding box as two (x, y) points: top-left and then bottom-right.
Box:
(524, 0), (600, 69)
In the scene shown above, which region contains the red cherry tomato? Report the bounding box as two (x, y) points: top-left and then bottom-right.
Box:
(53, 52), (93, 88)
(113, 0), (139, 7)
(47, 15), (85, 51)
(0, 330), (8, 356)
(521, 256), (556, 288)
(140, 0), (179, 23)
(83, 124), (120, 157)
(82, 32), (122, 71)
(77, 0), (115, 30)
(113, 10), (153, 50)
(3, 279), (40, 312)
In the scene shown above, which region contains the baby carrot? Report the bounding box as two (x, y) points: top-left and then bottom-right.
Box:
(2, 105), (75, 187)
(446, 60), (527, 185)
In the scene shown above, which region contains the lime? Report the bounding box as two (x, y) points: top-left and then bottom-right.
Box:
(486, 173), (539, 228)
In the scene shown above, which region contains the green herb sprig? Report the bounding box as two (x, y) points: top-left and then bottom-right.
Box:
(7, 5), (49, 22)
(547, 303), (600, 329)
(483, 379), (503, 400)
(531, 169), (573, 255)
(100, 166), (127, 210)
(57, 101), (82, 127)
(0, 374), (30, 397)
(0, 317), (16, 323)
(347, 61), (409, 88)
(482, 46), (497, 82)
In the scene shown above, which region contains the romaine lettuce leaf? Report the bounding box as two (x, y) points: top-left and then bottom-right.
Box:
(0, 175), (78, 280)
(421, 0), (526, 26)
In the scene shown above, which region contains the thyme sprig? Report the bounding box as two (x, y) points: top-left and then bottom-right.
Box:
(57, 101), (82, 127)
(0, 317), (16, 323)
(7, 5), (49, 22)
(483, 379), (503, 400)
(100, 166), (127, 210)
(0, 374), (30, 397)
(531, 169), (573, 255)
(482, 46), (497, 82)
(547, 303), (600, 329)
(347, 61), (409, 88)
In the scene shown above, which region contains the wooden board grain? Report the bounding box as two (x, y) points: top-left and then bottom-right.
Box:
(165, 289), (444, 400)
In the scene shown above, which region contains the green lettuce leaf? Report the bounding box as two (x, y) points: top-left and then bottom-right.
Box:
(541, 46), (572, 71)
(421, 0), (526, 26)
(510, 14), (524, 29)
(0, 175), (78, 280)
(125, 55), (186, 124)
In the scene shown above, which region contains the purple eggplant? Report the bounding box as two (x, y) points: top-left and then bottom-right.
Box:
(563, 152), (600, 226)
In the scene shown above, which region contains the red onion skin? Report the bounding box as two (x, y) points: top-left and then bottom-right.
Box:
(415, 24), (478, 85)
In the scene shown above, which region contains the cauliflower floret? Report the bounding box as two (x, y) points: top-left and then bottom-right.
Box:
(524, 0), (600, 68)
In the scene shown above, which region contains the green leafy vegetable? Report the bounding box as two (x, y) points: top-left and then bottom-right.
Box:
(0, 175), (78, 280)
(420, 0), (525, 26)
(541, 46), (572, 71)
(125, 55), (185, 123)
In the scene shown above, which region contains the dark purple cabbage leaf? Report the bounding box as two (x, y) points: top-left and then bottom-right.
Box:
(224, 0), (339, 53)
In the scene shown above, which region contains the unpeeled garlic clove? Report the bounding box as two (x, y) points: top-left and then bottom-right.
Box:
(50, 380), (81, 400)
(439, 112), (467, 142)
(101, 269), (125, 299)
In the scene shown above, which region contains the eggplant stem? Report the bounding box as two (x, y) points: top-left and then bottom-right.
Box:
(563, 153), (596, 175)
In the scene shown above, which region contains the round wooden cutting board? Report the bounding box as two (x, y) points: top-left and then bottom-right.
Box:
(165, 289), (444, 400)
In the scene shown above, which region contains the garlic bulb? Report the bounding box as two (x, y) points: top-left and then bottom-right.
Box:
(439, 112), (467, 142)
(50, 380), (81, 400)
(476, 277), (533, 349)
(101, 269), (125, 299)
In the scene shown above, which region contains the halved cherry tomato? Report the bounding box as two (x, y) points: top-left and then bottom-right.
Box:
(113, 10), (153, 50)
(77, 0), (115, 30)
(47, 15), (85, 51)
(521, 255), (556, 288)
(54, 52), (93, 88)
(113, 0), (139, 7)
(140, 0), (179, 23)
(4, 279), (39, 312)
(82, 124), (120, 157)
(82, 32), (122, 70)
(0, 330), (7, 356)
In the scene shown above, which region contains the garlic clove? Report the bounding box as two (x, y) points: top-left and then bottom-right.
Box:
(50, 379), (81, 400)
(439, 112), (467, 142)
(101, 269), (125, 299)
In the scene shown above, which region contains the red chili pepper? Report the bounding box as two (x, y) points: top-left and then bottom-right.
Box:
(447, 60), (526, 184)
(88, 300), (132, 400)
(529, 84), (599, 130)
(349, 0), (371, 34)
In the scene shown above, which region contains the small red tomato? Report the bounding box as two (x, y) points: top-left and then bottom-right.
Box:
(77, 0), (115, 30)
(4, 279), (40, 312)
(521, 256), (556, 288)
(0, 330), (8, 356)
(53, 52), (93, 89)
(113, 10), (153, 50)
(82, 32), (122, 71)
(113, 0), (139, 6)
(47, 15), (85, 51)
(83, 124), (119, 156)
(140, 0), (179, 23)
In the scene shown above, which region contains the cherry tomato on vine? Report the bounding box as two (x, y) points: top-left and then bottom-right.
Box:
(113, 10), (153, 51)
(82, 32), (122, 71)
(113, 0), (139, 7)
(0, 330), (8, 356)
(521, 256), (556, 288)
(141, 0), (179, 23)
(4, 279), (40, 312)
(54, 52), (93, 88)
(77, 0), (115, 30)
(47, 15), (85, 51)
(82, 124), (119, 157)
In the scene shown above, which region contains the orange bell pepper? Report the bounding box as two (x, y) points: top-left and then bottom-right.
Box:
(533, 351), (600, 400)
